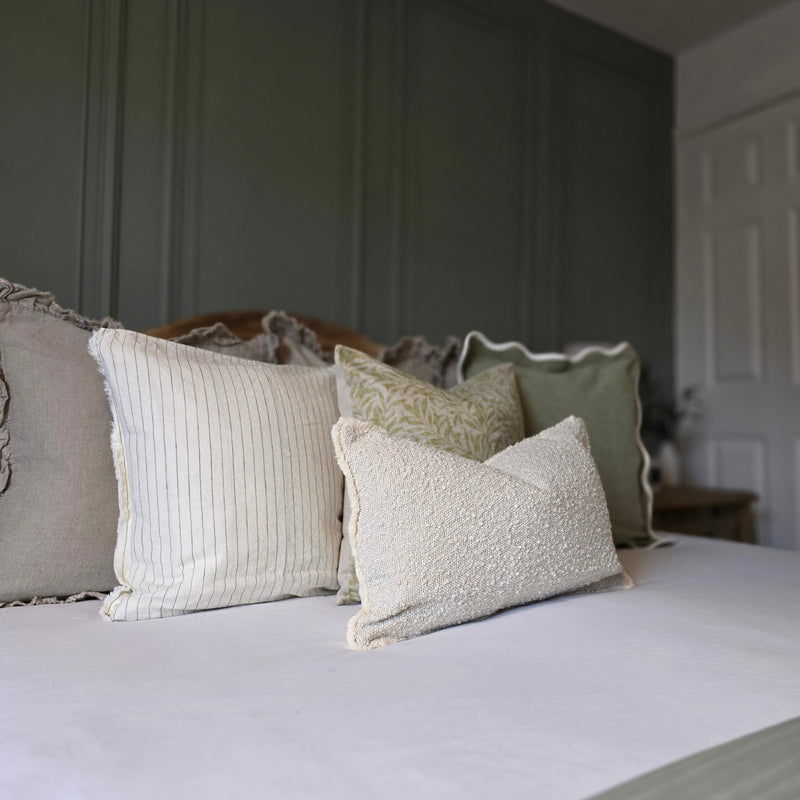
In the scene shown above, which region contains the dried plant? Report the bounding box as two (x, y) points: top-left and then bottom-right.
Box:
(639, 365), (700, 443)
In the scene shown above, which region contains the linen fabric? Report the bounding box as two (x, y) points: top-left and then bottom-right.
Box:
(165, 311), (328, 367)
(378, 335), (462, 388)
(0, 279), (120, 603)
(332, 415), (628, 649)
(89, 328), (342, 621)
(334, 345), (525, 604)
(459, 332), (654, 545)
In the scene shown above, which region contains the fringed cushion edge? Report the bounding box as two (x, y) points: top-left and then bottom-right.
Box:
(0, 278), (120, 331)
(0, 591), (107, 608)
(0, 363), (8, 496)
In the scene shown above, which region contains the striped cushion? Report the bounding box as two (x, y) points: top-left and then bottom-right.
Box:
(89, 329), (342, 621)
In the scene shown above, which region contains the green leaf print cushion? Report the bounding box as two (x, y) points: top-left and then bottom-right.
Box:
(334, 345), (525, 604)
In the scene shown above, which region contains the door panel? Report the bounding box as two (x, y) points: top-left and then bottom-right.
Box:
(677, 96), (800, 549)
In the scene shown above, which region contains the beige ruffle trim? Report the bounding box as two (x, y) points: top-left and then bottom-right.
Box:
(0, 591), (106, 608)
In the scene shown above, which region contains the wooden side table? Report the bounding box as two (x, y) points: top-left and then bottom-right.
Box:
(651, 485), (758, 543)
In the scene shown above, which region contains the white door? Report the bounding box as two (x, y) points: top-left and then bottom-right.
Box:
(676, 95), (800, 550)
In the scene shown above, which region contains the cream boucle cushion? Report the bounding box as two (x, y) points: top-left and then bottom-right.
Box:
(332, 416), (629, 650)
(89, 329), (342, 621)
(334, 345), (525, 604)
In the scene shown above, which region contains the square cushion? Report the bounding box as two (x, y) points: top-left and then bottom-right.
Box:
(459, 332), (654, 545)
(333, 416), (629, 650)
(0, 280), (121, 603)
(89, 328), (342, 620)
(334, 345), (525, 604)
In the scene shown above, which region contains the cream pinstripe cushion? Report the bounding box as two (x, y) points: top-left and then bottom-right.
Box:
(332, 415), (628, 650)
(89, 329), (342, 621)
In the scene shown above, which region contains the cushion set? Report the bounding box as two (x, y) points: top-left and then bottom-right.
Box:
(0, 279), (331, 607)
(1, 278), (645, 646)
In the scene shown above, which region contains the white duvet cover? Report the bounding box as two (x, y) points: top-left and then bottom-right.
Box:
(1, 535), (798, 800)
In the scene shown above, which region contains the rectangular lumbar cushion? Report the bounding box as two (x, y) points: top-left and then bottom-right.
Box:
(332, 415), (629, 650)
(334, 345), (525, 604)
(459, 332), (654, 546)
(89, 328), (342, 620)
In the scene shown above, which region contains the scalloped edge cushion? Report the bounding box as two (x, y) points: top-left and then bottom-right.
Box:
(333, 416), (630, 650)
(458, 332), (654, 546)
(0, 279), (121, 604)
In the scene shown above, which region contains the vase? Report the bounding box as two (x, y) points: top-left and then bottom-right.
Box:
(656, 439), (681, 487)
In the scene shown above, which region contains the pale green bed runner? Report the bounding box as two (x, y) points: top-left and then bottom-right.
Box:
(588, 715), (800, 800)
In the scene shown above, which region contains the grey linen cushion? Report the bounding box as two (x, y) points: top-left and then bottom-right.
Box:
(0, 279), (121, 603)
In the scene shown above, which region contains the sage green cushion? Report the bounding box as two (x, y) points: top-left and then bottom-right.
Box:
(334, 345), (525, 603)
(459, 332), (653, 545)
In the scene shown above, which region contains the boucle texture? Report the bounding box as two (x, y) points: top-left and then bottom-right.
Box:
(332, 416), (629, 650)
(334, 345), (525, 604)
(90, 329), (342, 621)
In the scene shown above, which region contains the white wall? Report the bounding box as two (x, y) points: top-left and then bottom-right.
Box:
(677, 0), (800, 132)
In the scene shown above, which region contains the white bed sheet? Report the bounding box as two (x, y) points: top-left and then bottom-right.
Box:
(1, 535), (798, 800)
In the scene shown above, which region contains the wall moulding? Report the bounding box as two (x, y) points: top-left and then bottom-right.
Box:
(345, 0), (369, 332)
(790, 206), (800, 385)
(160, 0), (205, 323)
(78, 0), (127, 320)
(41, 0), (668, 359)
(398, 0), (528, 341)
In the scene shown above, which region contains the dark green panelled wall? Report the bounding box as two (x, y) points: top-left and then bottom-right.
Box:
(0, 0), (673, 387)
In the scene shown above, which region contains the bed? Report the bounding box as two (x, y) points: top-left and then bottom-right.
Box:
(0, 283), (800, 800)
(1, 536), (799, 799)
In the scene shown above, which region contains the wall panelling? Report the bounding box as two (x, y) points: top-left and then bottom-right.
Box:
(0, 0), (90, 307)
(1, 0), (673, 381)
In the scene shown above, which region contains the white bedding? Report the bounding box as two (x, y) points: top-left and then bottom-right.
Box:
(1, 535), (798, 800)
